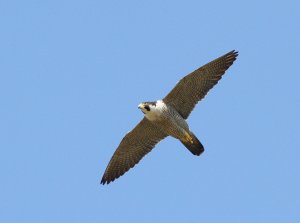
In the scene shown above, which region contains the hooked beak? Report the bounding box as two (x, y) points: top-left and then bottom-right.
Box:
(138, 103), (143, 109)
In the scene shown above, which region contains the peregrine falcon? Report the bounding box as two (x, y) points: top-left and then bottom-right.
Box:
(101, 50), (238, 184)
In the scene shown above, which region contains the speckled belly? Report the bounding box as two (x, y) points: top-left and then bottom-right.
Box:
(152, 113), (189, 140)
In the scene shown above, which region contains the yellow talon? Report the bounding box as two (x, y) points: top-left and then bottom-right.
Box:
(184, 132), (194, 144)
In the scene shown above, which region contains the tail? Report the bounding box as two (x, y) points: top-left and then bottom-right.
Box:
(180, 132), (204, 156)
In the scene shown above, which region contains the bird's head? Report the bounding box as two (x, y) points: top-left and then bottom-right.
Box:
(138, 101), (157, 114)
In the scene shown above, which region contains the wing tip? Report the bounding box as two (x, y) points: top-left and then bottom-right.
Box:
(229, 50), (239, 58)
(100, 161), (137, 185)
(100, 177), (107, 185)
(225, 50), (239, 67)
(100, 177), (113, 185)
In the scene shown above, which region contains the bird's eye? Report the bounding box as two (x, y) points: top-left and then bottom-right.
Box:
(145, 105), (150, 111)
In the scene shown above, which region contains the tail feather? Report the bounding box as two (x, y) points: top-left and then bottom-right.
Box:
(180, 132), (204, 156)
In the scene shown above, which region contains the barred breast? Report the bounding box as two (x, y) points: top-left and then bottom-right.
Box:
(152, 101), (190, 140)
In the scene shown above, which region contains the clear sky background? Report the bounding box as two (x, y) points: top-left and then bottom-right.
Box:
(1, 0), (299, 222)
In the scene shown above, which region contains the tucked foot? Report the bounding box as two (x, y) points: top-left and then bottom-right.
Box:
(183, 132), (194, 144)
(180, 131), (204, 156)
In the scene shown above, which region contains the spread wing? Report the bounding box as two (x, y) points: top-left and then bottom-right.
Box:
(101, 118), (167, 184)
(163, 50), (238, 119)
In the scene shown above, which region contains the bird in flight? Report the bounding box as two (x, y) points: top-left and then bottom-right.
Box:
(101, 50), (238, 184)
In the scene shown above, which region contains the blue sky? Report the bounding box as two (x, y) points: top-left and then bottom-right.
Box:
(1, 0), (300, 222)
